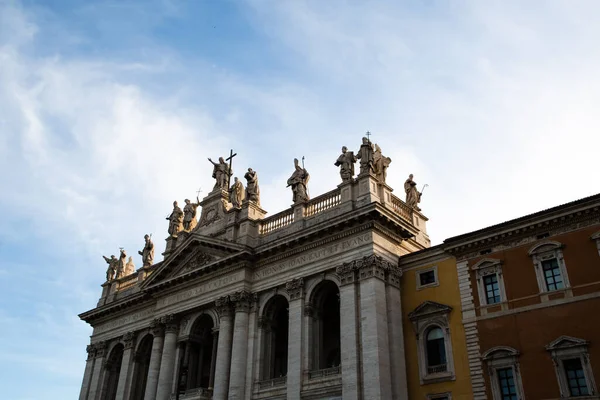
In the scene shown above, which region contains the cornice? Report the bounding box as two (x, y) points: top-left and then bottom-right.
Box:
(78, 292), (153, 324)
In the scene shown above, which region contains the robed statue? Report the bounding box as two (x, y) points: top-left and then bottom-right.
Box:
(373, 144), (392, 183)
(356, 137), (375, 175)
(138, 234), (155, 267)
(335, 146), (357, 182)
(183, 198), (200, 231)
(404, 174), (422, 211)
(244, 168), (260, 205)
(166, 201), (184, 237)
(229, 177), (245, 208)
(103, 255), (117, 282)
(287, 158), (310, 203)
(208, 157), (231, 191)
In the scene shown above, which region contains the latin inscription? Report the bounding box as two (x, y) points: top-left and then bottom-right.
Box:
(94, 308), (154, 334)
(157, 272), (242, 308)
(254, 233), (371, 280)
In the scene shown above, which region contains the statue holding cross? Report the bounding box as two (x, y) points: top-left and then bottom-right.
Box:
(208, 150), (235, 192)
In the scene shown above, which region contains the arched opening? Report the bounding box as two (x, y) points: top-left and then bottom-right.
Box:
(425, 327), (447, 374)
(176, 314), (218, 396)
(102, 343), (124, 400)
(129, 334), (153, 400)
(310, 280), (341, 371)
(261, 295), (289, 380)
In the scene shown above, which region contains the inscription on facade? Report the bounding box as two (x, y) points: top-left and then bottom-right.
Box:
(254, 233), (371, 280)
(94, 308), (154, 334)
(157, 272), (243, 308)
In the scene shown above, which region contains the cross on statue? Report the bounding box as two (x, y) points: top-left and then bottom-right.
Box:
(226, 149), (237, 190)
(196, 187), (203, 199)
(366, 130), (372, 144)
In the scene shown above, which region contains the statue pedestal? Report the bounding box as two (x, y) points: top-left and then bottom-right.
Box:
(163, 236), (177, 258)
(355, 172), (381, 205)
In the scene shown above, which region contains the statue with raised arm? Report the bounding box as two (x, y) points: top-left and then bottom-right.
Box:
(335, 146), (357, 182)
(103, 255), (117, 282)
(138, 234), (154, 267)
(116, 249), (127, 279)
(373, 144), (392, 183)
(229, 177), (245, 208)
(244, 168), (260, 205)
(356, 137), (375, 175)
(404, 174), (422, 211)
(183, 198), (200, 231)
(208, 157), (231, 191)
(287, 158), (310, 203)
(166, 201), (184, 237)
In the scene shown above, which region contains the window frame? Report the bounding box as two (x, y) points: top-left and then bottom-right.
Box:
(472, 259), (508, 313)
(482, 346), (525, 400)
(416, 265), (439, 290)
(546, 336), (597, 399)
(427, 392), (452, 400)
(591, 231), (600, 257)
(528, 241), (571, 300)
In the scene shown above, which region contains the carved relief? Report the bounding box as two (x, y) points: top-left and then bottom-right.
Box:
(123, 331), (135, 349)
(199, 205), (221, 227)
(94, 341), (107, 358)
(230, 290), (255, 312)
(336, 260), (358, 286)
(186, 251), (215, 271)
(285, 278), (304, 300)
(215, 295), (232, 317)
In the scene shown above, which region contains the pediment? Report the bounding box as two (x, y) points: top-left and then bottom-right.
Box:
(546, 335), (588, 350)
(141, 234), (253, 290)
(472, 258), (502, 270)
(408, 301), (452, 321)
(482, 346), (519, 361)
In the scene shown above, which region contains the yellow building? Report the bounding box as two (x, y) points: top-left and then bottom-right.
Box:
(399, 245), (473, 400)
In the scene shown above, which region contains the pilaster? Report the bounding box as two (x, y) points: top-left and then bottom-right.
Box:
(144, 320), (165, 400)
(244, 293), (259, 399)
(385, 265), (408, 400)
(156, 314), (179, 400)
(79, 344), (96, 400)
(286, 278), (304, 400)
(87, 340), (107, 400)
(213, 296), (234, 400)
(228, 290), (254, 400)
(115, 331), (135, 400)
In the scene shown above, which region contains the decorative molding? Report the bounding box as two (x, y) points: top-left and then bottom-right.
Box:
(86, 344), (96, 360)
(304, 302), (314, 318)
(150, 318), (165, 337)
(285, 278), (304, 300)
(94, 341), (107, 358)
(546, 336), (597, 398)
(336, 254), (400, 287)
(416, 265), (439, 291)
(482, 346), (524, 400)
(230, 290), (254, 313)
(528, 240), (571, 298)
(215, 295), (232, 317)
(186, 251), (216, 271)
(161, 314), (179, 333)
(336, 261), (358, 286)
(122, 331), (135, 349)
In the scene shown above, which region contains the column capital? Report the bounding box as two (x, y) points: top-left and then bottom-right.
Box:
(86, 344), (96, 360)
(336, 260), (358, 286)
(160, 314), (179, 333)
(123, 331), (136, 349)
(150, 318), (165, 337)
(285, 278), (304, 300)
(215, 295), (233, 317)
(94, 340), (107, 358)
(230, 290), (256, 313)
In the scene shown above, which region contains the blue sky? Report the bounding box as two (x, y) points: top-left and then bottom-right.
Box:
(1, 0), (600, 398)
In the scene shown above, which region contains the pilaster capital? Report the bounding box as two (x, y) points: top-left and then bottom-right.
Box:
(285, 278), (304, 301)
(161, 314), (179, 334)
(123, 331), (135, 349)
(230, 290), (255, 313)
(94, 341), (107, 358)
(386, 265), (403, 288)
(356, 254), (389, 281)
(150, 318), (165, 337)
(215, 295), (233, 317)
(336, 260), (358, 286)
(86, 344), (96, 360)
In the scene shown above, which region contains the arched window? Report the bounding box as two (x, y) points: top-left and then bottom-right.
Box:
(308, 280), (341, 373)
(425, 327), (447, 373)
(260, 295), (289, 380)
(102, 343), (124, 400)
(129, 335), (153, 400)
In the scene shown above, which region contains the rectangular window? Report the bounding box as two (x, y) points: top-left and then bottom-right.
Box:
(483, 274), (501, 304)
(541, 259), (564, 291)
(497, 367), (518, 400)
(420, 270), (436, 286)
(563, 358), (589, 396)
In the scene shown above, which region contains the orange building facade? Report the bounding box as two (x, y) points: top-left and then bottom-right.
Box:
(444, 194), (600, 400)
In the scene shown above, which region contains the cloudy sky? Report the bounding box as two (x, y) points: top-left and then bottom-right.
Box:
(1, 0), (599, 398)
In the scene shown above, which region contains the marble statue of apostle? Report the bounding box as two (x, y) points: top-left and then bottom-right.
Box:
(356, 137), (375, 175)
(208, 157), (231, 191)
(287, 158), (310, 203)
(183, 198), (200, 231)
(138, 234), (154, 267)
(373, 144), (392, 183)
(229, 177), (245, 208)
(116, 249), (127, 279)
(334, 146), (357, 182)
(125, 256), (135, 275)
(244, 168), (260, 205)
(404, 174), (422, 211)
(166, 201), (184, 237)
(103, 255), (117, 282)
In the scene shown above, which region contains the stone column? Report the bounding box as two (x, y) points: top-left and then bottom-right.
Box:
(303, 303), (314, 375)
(336, 262), (361, 400)
(213, 296), (234, 400)
(87, 341), (107, 400)
(286, 278), (305, 400)
(244, 294), (259, 398)
(208, 329), (218, 390)
(78, 344), (96, 400)
(357, 255), (393, 400)
(115, 332), (136, 400)
(156, 315), (179, 400)
(144, 321), (165, 400)
(386, 266), (408, 400)
(228, 290), (253, 400)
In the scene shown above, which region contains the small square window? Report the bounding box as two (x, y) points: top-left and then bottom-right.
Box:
(563, 358), (590, 396)
(420, 270), (436, 286)
(483, 274), (501, 304)
(541, 259), (564, 291)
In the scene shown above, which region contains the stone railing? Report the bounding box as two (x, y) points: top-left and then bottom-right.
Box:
(259, 208), (295, 235)
(257, 376), (287, 390)
(171, 388), (213, 400)
(390, 194), (413, 221)
(308, 366), (341, 379)
(427, 364), (448, 374)
(304, 189), (341, 218)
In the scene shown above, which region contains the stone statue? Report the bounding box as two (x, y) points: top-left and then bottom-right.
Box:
(287, 158), (310, 203)
(138, 234), (154, 267)
(208, 157), (231, 191)
(404, 174), (422, 211)
(125, 257), (135, 275)
(102, 255), (117, 282)
(356, 137), (375, 175)
(334, 146), (357, 182)
(166, 201), (184, 237)
(244, 168), (260, 205)
(115, 249), (127, 279)
(373, 144), (392, 183)
(183, 198), (200, 231)
(229, 177), (245, 208)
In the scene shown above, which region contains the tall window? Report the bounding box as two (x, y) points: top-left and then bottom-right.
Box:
(496, 367), (518, 400)
(426, 327), (447, 374)
(308, 280), (341, 373)
(102, 344), (124, 400)
(541, 259), (564, 291)
(482, 346), (524, 400)
(483, 274), (501, 304)
(260, 295), (289, 381)
(563, 358), (590, 396)
(130, 335), (153, 400)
